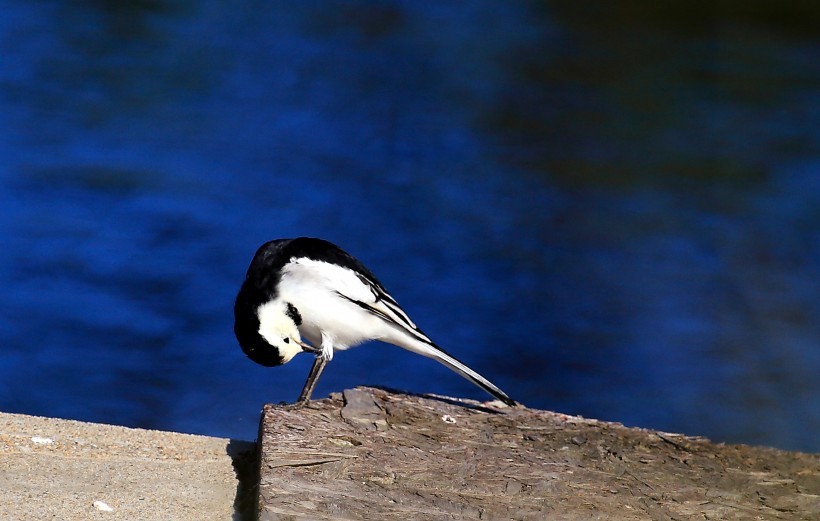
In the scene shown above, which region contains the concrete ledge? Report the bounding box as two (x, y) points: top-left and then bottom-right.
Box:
(257, 387), (820, 520)
(0, 411), (255, 521)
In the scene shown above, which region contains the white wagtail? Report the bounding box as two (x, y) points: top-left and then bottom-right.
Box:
(234, 237), (517, 406)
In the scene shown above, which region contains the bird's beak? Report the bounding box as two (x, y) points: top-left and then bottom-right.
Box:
(297, 339), (321, 354)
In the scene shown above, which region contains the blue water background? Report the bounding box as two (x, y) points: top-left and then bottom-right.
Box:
(1, 2), (818, 451)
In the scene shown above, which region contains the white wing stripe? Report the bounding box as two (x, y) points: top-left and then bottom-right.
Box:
(354, 273), (418, 329)
(335, 292), (432, 345)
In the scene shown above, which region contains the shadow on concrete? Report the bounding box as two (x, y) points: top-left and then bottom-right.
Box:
(227, 438), (258, 521)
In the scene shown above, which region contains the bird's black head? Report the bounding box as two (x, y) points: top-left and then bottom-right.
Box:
(234, 240), (305, 367)
(234, 292), (284, 367)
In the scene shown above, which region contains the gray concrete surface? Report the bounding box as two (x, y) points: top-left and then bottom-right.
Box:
(0, 411), (256, 521)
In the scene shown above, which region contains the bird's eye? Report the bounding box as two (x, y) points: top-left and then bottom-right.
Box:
(283, 338), (290, 344)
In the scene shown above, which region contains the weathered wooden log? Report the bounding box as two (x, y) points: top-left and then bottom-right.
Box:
(257, 387), (819, 520)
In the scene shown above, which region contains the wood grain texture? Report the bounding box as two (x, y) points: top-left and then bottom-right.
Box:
(257, 388), (819, 520)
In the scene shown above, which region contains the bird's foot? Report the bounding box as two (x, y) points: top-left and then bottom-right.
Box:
(281, 399), (312, 410)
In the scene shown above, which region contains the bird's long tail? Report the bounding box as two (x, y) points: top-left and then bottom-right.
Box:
(391, 335), (517, 406)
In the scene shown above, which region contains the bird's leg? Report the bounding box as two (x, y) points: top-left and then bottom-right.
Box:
(295, 355), (328, 404)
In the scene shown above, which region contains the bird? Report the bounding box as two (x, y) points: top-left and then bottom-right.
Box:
(234, 237), (517, 406)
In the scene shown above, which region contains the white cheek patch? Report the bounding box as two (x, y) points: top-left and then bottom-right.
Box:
(257, 299), (302, 363)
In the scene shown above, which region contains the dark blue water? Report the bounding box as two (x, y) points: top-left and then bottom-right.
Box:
(1, 1), (818, 452)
